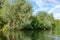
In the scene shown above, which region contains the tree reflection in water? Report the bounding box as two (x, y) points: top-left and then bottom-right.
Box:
(5, 30), (54, 40)
(0, 31), (7, 40)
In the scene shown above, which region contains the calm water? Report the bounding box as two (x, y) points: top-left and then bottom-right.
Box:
(0, 30), (60, 40)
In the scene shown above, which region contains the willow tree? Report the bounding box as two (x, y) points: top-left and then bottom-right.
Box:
(0, 0), (5, 14)
(0, 0), (2, 8)
(0, 0), (6, 29)
(0, 0), (5, 8)
(2, 0), (32, 30)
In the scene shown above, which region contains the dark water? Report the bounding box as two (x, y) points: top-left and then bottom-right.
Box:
(0, 30), (60, 40)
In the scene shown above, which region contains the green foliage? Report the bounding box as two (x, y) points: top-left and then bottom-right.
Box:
(0, 0), (56, 30)
(31, 16), (40, 29)
(54, 20), (60, 36)
(0, 0), (5, 8)
(31, 11), (55, 30)
(1, 0), (32, 30)
(0, 16), (7, 29)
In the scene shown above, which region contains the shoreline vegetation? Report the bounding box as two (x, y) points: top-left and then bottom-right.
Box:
(0, 0), (60, 36)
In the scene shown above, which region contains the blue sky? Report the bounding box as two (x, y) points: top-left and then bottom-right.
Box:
(28, 0), (60, 19)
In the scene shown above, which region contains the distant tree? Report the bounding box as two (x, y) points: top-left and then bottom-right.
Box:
(31, 11), (55, 30)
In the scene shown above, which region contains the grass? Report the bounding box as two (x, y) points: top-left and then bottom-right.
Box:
(54, 25), (60, 36)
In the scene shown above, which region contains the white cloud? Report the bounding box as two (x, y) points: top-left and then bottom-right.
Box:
(46, 0), (57, 3)
(33, 7), (50, 15)
(48, 5), (60, 13)
(48, 5), (60, 19)
(30, 0), (60, 19)
(32, 0), (59, 13)
(53, 13), (60, 19)
(32, 0), (49, 14)
(32, 0), (43, 8)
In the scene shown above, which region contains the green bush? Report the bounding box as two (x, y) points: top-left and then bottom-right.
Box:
(31, 11), (55, 30)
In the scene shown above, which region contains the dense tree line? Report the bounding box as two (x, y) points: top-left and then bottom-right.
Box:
(0, 0), (56, 31)
(31, 12), (55, 30)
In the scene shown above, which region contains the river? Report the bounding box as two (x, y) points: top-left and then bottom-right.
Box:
(0, 30), (60, 40)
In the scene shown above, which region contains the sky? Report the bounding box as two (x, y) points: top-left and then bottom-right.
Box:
(28, 0), (60, 19)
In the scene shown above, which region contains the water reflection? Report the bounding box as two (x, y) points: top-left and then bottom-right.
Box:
(0, 30), (60, 40)
(0, 31), (7, 40)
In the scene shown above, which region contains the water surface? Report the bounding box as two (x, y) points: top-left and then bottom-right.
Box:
(0, 30), (60, 40)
